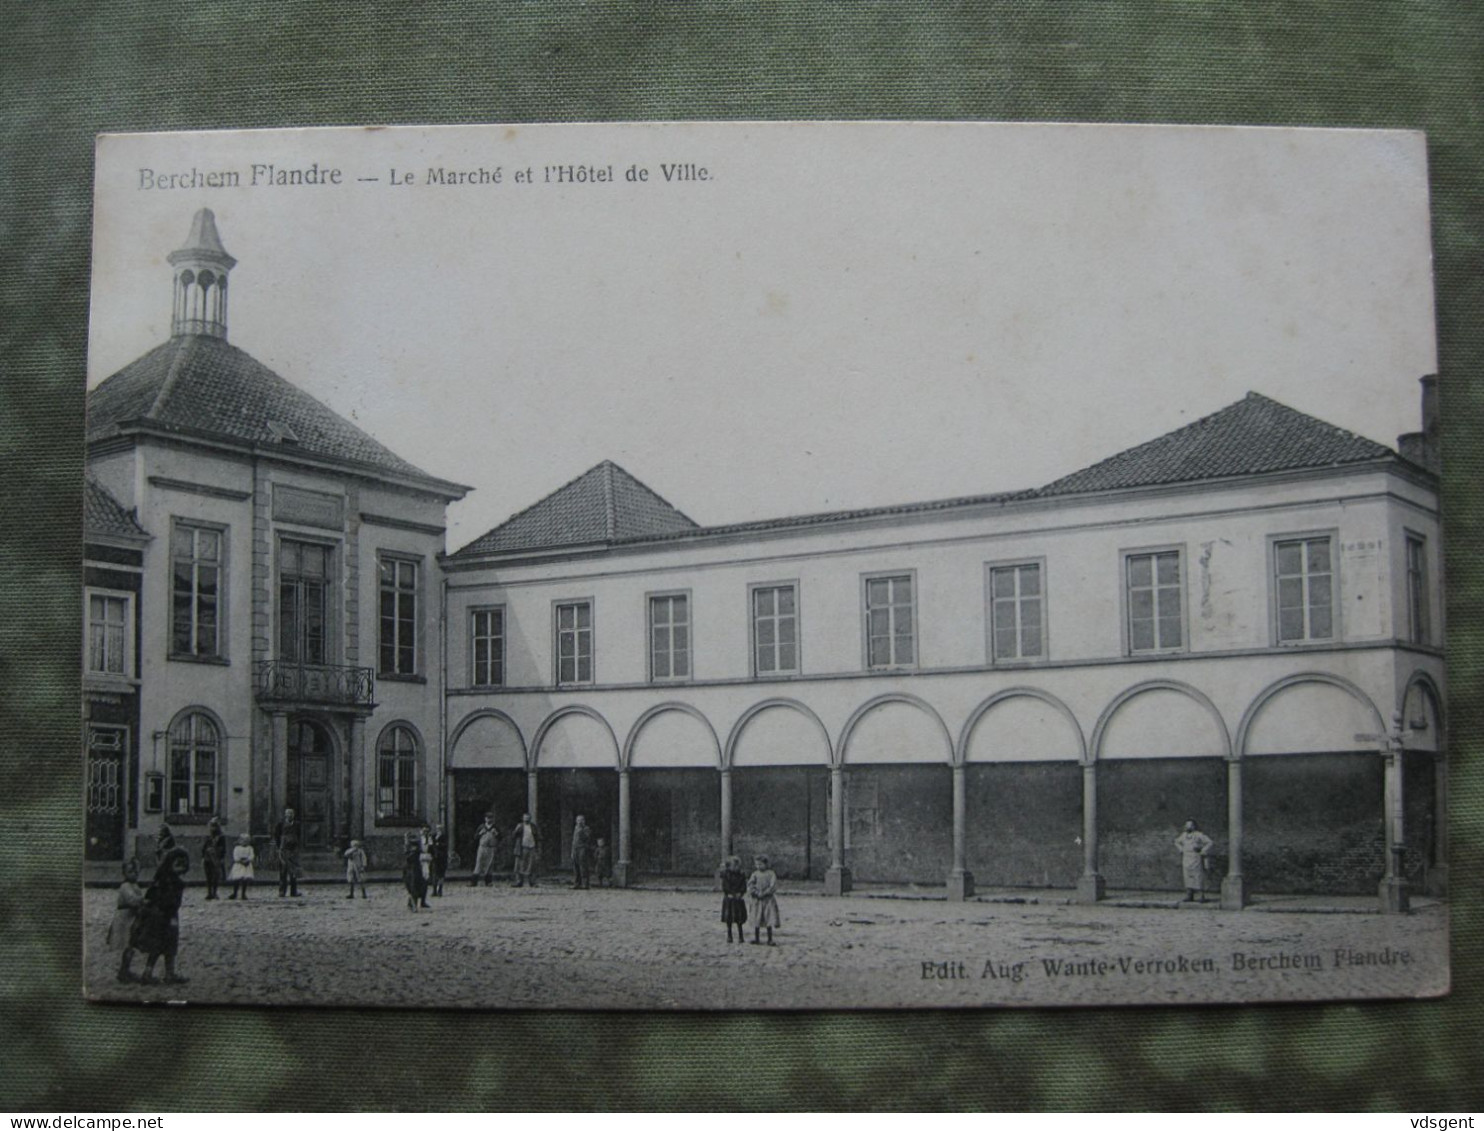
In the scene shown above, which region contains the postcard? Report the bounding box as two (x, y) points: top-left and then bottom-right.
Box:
(82, 121), (1446, 1008)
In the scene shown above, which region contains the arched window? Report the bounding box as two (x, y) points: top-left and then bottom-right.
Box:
(168, 711), (219, 817)
(377, 724), (419, 820)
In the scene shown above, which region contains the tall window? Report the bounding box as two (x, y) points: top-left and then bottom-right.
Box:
(168, 711), (219, 817)
(87, 590), (131, 676)
(1126, 550), (1183, 653)
(865, 573), (915, 669)
(555, 601), (593, 685)
(650, 593), (690, 680)
(1406, 534), (1429, 645)
(279, 539), (331, 665)
(753, 584), (799, 676)
(378, 557), (418, 676)
(377, 724), (418, 820)
(471, 607), (505, 687)
(1274, 536), (1333, 644)
(989, 563), (1044, 661)
(171, 522), (223, 658)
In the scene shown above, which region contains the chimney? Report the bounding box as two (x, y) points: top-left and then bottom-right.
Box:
(1397, 374), (1440, 474)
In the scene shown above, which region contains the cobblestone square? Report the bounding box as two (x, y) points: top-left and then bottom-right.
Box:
(84, 880), (1448, 1010)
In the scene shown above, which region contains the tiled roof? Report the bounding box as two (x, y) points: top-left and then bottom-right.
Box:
(84, 476), (148, 540)
(87, 335), (448, 487)
(453, 461), (698, 557)
(1038, 392), (1396, 497)
(449, 392), (1405, 560)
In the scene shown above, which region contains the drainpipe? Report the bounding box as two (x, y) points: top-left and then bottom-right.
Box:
(438, 574), (449, 833)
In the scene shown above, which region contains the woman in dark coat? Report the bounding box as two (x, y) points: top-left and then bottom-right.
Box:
(402, 832), (428, 912)
(133, 846), (190, 984)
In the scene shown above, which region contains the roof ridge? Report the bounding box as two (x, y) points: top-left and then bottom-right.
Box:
(146, 336), (191, 418)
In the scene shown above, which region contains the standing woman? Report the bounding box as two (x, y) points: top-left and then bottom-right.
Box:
(719, 856), (747, 944)
(403, 831), (428, 911)
(469, 813), (500, 887)
(747, 854), (781, 946)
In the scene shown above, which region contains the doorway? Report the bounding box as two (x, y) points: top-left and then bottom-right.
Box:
(288, 718), (335, 850)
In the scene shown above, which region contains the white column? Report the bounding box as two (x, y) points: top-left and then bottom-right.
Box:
(947, 762), (974, 900)
(616, 768), (632, 888)
(1220, 756), (1247, 909)
(825, 764), (851, 895)
(1075, 761), (1104, 903)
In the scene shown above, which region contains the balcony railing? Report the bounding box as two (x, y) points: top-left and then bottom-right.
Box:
(254, 661), (375, 708)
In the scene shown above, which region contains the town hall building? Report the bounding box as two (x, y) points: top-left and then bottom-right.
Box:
(85, 211), (1446, 910)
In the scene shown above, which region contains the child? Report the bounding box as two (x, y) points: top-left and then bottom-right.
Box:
(108, 859), (145, 983)
(719, 855), (747, 943)
(344, 838), (369, 899)
(593, 838), (612, 887)
(201, 817), (227, 900)
(227, 833), (255, 900)
(747, 854), (780, 946)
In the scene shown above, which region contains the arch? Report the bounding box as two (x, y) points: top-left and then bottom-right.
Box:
(838, 692), (954, 766)
(1235, 672), (1386, 758)
(531, 705), (621, 769)
(373, 719), (423, 821)
(1091, 679), (1232, 762)
(448, 708), (528, 770)
(1400, 670), (1444, 753)
(622, 702), (722, 770)
(956, 686), (1087, 766)
(723, 698), (833, 769)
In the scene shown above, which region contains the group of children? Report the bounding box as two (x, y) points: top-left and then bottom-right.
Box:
(720, 854), (781, 946)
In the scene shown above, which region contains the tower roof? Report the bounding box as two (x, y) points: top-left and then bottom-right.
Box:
(452, 460), (697, 557)
(168, 207), (235, 268)
(86, 335), (467, 497)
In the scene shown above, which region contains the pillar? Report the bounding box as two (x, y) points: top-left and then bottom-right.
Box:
(270, 711), (289, 823)
(1075, 761), (1104, 903)
(825, 763), (852, 895)
(719, 767), (733, 858)
(1220, 756), (1247, 909)
(1428, 752), (1449, 896)
(1378, 727), (1409, 914)
(348, 716), (365, 840)
(615, 768), (632, 888)
(525, 767), (538, 821)
(947, 762), (974, 900)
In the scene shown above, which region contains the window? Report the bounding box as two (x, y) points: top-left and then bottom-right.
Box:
(471, 607), (505, 687)
(1126, 550), (1183, 653)
(752, 583), (799, 676)
(171, 522), (223, 659)
(278, 538), (331, 664)
(1406, 534), (1429, 645)
(377, 724), (419, 820)
(989, 562), (1044, 661)
(1274, 536), (1334, 644)
(86, 590), (132, 677)
(649, 593), (691, 680)
(167, 711), (219, 818)
(378, 557), (418, 676)
(555, 601), (593, 685)
(865, 573), (915, 668)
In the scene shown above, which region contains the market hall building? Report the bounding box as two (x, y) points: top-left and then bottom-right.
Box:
(86, 211), (1446, 909)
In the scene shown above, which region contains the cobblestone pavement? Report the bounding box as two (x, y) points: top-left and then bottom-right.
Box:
(84, 881), (1448, 1010)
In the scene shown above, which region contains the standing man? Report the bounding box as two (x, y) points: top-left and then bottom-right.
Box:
(1174, 818), (1214, 903)
(511, 812), (539, 888)
(570, 814), (592, 889)
(201, 816), (227, 901)
(469, 812), (500, 887)
(275, 807), (302, 898)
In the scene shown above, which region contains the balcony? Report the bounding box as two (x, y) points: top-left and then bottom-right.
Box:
(254, 661), (375, 709)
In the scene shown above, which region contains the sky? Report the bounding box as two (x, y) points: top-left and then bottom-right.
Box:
(87, 123), (1438, 551)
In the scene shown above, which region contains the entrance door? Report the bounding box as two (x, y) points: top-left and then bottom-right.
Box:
(288, 719), (334, 850)
(85, 724), (127, 859)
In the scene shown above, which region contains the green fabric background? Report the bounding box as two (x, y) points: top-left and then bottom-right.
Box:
(2, 1), (1481, 1111)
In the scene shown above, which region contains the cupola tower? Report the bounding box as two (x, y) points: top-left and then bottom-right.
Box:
(167, 208), (236, 339)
